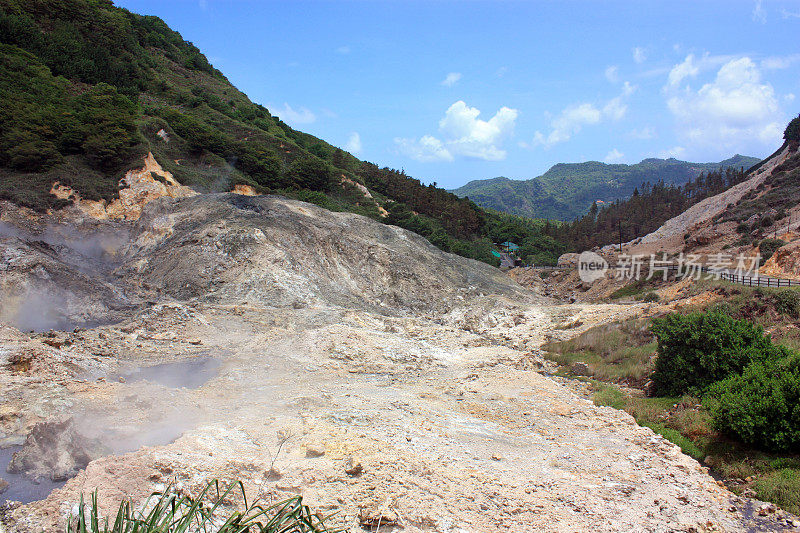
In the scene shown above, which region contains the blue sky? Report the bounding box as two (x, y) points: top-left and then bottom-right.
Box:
(117, 0), (800, 189)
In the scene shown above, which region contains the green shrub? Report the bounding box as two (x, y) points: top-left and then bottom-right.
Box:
(759, 238), (786, 263)
(773, 289), (800, 318)
(785, 113), (800, 142)
(736, 222), (749, 234)
(649, 312), (783, 396)
(6, 137), (62, 170)
(706, 354), (800, 452)
(642, 292), (659, 303)
(294, 189), (330, 208)
(286, 157), (335, 192)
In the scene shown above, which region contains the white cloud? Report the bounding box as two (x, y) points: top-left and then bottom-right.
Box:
(603, 98), (627, 121)
(270, 103), (316, 125)
(633, 47), (647, 64)
(532, 82), (636, 148)
(395, 135), (453, 162)
(628, 127), (656, 140)
(666, 53), (740, 89)
(533, 103), (601, 148)
(786, 93), (796, 102)
(395, 101), (518, 162)
(345, 132), (362, 154)
(604, 149), (625, 163)
(605, 65), (619, 83)
(667, 54), (699, 88)
(753, 0), (766, 23)
(440, 72), (462, 87)
(336, 45), (351, 55)
(665, 57), (783, 153)
(496, 66), (508, 77)
(439, 101), (518, 160)
(761, 54), (800, 70)
(781, 8), (800, 18)
(658, 146), (686, 159)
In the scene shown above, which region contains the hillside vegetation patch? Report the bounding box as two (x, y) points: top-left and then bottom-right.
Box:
(544, 304), (800, 513)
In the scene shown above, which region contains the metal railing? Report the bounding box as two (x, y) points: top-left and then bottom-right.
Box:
(717, 272), (800, 287)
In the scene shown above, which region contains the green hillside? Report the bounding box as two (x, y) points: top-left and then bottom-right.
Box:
(0, 0), (567, 266)
(450, 155), (760, 221)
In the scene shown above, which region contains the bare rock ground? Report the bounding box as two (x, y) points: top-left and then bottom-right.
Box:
(0, 194), (796, 532)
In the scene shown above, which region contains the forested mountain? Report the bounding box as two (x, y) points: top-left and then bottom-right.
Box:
(450, 155), (760, 220)
(0, 0), (554, 266)
(555, 166), (751, 251)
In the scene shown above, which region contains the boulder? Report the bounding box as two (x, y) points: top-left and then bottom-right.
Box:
(344, 456), (363, 476)
(305, 443), (325, 458)
(557, 253), (579, 268)
(7, 417), (106, 482)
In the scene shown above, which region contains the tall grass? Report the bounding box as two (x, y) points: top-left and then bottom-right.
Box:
(544, 319), (655, 385)
(67, 480), (339, 533)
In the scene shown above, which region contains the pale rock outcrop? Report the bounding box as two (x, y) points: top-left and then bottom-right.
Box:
(50, 153), (196, 221)
(231, 184), (258, 196)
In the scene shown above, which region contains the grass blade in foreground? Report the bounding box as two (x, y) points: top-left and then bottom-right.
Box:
(66, 480), (341, 533)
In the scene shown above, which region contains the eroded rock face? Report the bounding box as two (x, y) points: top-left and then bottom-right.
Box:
(7, 417), (106, 482)
(0, 210), (136, 332)
(50, 153), (196, 222)
(761, 240), (800, 278)
(121, 194), (535, 313)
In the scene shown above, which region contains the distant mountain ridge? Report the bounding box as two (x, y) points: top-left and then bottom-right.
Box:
(449, 155), (761, 220)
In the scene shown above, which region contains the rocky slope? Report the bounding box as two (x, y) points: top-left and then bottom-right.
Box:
(1, 188), (796, 532)
(578, 140), (800, 267)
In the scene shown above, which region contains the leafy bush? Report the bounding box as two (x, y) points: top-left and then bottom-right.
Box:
(706, 354), (800, 452)
(294, 189), (331, 208)
(759, 238), (785, 263)
(773, 289), (800, 318)
(642, 292), (660, 303)
(649, 312), (784, 396)
(286, 157), (335, 192)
